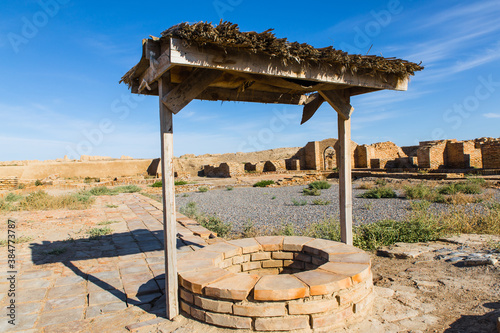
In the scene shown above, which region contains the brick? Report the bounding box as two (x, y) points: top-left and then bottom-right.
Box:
(233, 303), (286, 317)
(179, 251), (223, 266)
(328, 252), (371, 265)
(262, 260), (283, 268)
(204, 274), (260, 301)
(272, 251), (294, 260)
(337, 279), (373, 306)
(294, 252), (312, 263)
(232, 254), (250, 264)
(226, 265), (242, 273)
(255, 236), (284, 251)
(180, 300), (190, 314)
(254, 275), (308, 301)
(283, 260), (304, 269)
(179, 268), (233, 294)
(353, 292), (374, 314)
(303, 239), (343, 256)
(190, 306), (206, 322)
(194, 295), (233, 313)
(295, 269), (352, 296)
(205, 312), (252, 329)
(220, 258), (233, 268)
(254, 315), (310, 331)
(311, 306), (354, 329)
(177, 259), (215, 274)
(252, 268), (280, 276)
(242, 261), (262, 271)
(312, 256), (328, 266)
(320, 244), (363, 260)
(228, 238), (261, 254)
(204, 242), (242, 258)
(282, 236), (314, 251)
(319, 262), (371, 284)
(179, 288), (194, 303)
(288, 299), (337, 315)
(252, 252), (271, 261)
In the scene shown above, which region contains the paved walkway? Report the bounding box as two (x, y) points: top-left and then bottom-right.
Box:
(0, 193), (217, 333)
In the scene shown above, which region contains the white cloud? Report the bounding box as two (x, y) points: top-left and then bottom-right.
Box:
(483, 113), (500, 119)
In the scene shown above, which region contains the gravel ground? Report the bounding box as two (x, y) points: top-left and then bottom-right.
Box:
(175, 182), (500, 233)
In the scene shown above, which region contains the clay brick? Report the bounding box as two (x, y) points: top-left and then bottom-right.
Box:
(353, 292), (374, 314)
(282, 236), (314, 251)
(179, 288), (194, 303)
(319, 262), (371, 284)
(254, 315), (310, 331)
(311, 306), (353, 329)
(233, 303), (286, 317)
(312, 256), (328, 266)
(283, 260), (304, 269)
(232, 254), (250, 264)
(242, 261), (262, 271)
(262, 260), (283, 268)
(328, 252), (371, 265)
(272, 251), (294, 260)
(294, 269), (352, 296)
(255, 236), (284, 251)
(179, 251), (223, 266)
(254, 275), (309, 301)
(226, 265), (242, 273)
(177, 259), (217, 274)
(288, 298), (338, 314)
(204, 242), (242, 259)
(194, 295), (233, 314)
(252, 252), (271, 261)
(220, 258), (233, 269)
(337, 279), (372, 306)
(180, 268), (233, 294)
(205, 312), (252, 329)
(252, 268), (280, 276)
(228, 238), (261, 254)
(180, 300), (190, 314)
(294, 252), (312, 263)
(190, 306), (206, 322)
(204, 274), (260, 301)
(320, 244), (363, 260)
(303, 239), (343, 256)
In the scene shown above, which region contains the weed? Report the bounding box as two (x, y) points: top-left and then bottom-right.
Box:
(85, 185), (141, 196)
(106, 204), (118, 208)
(253, 180), (275, 187)
(357, 183), (373, 190)
(198, 186), (209, 193)
(180, 202), (231, 237)
(175, 180), (188, 186)
(271, 196), (276, 200)
(226, 186), (234, 191)
(410, 200), (431, 211)
(0, 236), (33, 247)
(465, 176), (486, 187)
(363, 203), (373, 210)
(87, 227), (112, 239)
(0, 199), (13, 211)
(308, 181), (331, 190)
(359, 187), (397, 199)
(312, 199), (330, 205)
(5, 193), (23, 202)
(242, 220), (258, 238)
(404, 184), (433, 200)
(17, 184), (26, 189)
(84, 177), (100, 183)
(438, 182), (482, 195)
(35, 179), (43, 186)
(305, 218), (341, 242)
(98, 221), (119, 225)
(151, 181), (162, 187)
(275, 222), (296, 236)
(486, 202), (500, 210)
(375, 179), (387, 186)
(292, 198), (307, 206)
(18, 191), (95, 211)
(303, 188), (321, 196)
(182, 193), (190, 197)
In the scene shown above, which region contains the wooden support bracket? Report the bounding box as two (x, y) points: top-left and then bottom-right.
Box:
(300, 93), (325, 124)
(319, 89), (354, 120)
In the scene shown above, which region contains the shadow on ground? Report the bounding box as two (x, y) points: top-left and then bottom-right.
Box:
(444, 302), (500, 332)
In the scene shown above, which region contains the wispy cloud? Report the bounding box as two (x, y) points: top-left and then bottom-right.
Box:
(483, 113), (500, 119)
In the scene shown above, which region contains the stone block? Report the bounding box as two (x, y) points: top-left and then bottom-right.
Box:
(204, 274), (260, 301)
(228, 238), (261, 254)
(242, 261), (262, 271)
(255, 236), (284, 251)
(205, 312), (252, 329)
(194, 295), (233, 314)
(262, 260), (283, 268)
(233, 303), (286, 317)
(254, 315), (310, 331)
(272, 252), (294, 260)
(288, 298), (338, 314)
(319, 262), (371, 284)
(251, 252), (271, 261)
(180, 268), (233, 294)
(282, 236), (314, 251)
(294, 269), (352, 296)
(253, 275), (308, 301)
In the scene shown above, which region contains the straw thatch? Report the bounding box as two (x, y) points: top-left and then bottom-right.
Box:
(121, 21), (423, 86)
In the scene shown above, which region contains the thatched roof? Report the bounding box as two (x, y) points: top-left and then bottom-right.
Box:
(121, 21), (423, 87)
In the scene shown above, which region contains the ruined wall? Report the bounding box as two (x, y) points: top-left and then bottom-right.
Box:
(204, 162), (245, 178)
(482, 142), (500, 169)
(417, 141), (448, 169)
(447, 141), (482, 169)
(263, 160), (286, 172)
(356, 142), (407, 169)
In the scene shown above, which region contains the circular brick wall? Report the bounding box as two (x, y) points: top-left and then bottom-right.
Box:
(178, 236), (373, 332)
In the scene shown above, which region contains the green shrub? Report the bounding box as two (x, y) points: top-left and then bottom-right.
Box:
(308, 181), (331, 190)
(271, 196), (276, 200)
(5, 193), (23, 202)
(98, 220), (119, 225)
(175, 180), (188, 186)
(305, 218), (341, 242)
(410, 200), (431, 211)
(198, 186), (209, 192)
(242, 220), (258, 238)
(115, 185), (141, 193)
(201, 216), (232, 238)
(404, 184), (433, 200)
(0, 199), (13, 211)
(438, 182), (482, 195)
(182, 193), (189, 197)
(226, 186), (234, 191)
(275, 222), (296, 236)
(303, 188), (321, 196)
(465, 176), (486, 187)
(291, 198), (307, 206)
(151, 181), (162, 187)
(312, 199), (330, 205)
(375, 179), (387, 186)
(89, 187), (112, 196)
(17, 184), (26, 189)
(359, 187), (397, 199)
(87, 227), (112, 239)
(35, 179), (43, 186)
(106, 204), (118, 208)
(253, 180), (275, 187)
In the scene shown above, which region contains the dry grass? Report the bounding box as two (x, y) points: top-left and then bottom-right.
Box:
(17, 191), (95, 211)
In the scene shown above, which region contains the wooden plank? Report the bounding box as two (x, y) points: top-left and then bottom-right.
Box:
(337, 112), (353, 246)
(132, 40), (173, 94)
(169, 38), (409, 91)
(159, 74), (179, 319)
(161, 68), (222, 114)
(195, 86), (307, 105)
(319, 89), (354, 120)
(300, 93), (324, 124)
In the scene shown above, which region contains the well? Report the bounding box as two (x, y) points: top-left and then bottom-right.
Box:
(177, 236), (373, 331)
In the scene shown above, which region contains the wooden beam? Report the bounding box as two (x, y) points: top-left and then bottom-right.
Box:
(300, 93), (324, 124)
(169, 38), (409, 91)
(132, 40), (173, 94)
(319, 89), (354, 120)
(161, 68), (222, 114)
(159, 74), (178, 319)
(196, 86), (307, 105)
(337, 112), (353, 245)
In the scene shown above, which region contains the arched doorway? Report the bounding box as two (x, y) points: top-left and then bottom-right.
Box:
(324, 146), (336, 170)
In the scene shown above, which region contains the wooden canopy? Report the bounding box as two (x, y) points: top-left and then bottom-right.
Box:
(122, 21), (422, 320)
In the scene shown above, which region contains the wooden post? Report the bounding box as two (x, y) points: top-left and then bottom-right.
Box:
(159, 76), (178, 319)
(338, 113), (353, 245)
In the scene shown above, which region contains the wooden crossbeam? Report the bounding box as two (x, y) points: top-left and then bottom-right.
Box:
(196, 87), (307, 105)
(319, 89), (354, 120)
(300, 93), (325, 124)
(161, 68), (222, 114)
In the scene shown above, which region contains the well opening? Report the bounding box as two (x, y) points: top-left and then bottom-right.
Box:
(177, 236), (374, 331)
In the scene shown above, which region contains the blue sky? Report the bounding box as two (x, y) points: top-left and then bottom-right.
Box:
(1, 0), (499, 161)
